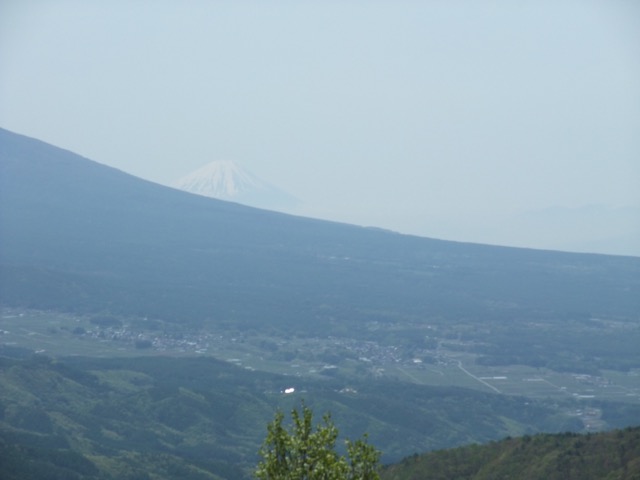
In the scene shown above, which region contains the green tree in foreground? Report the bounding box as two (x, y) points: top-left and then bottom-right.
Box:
(255, 403), (381, 480)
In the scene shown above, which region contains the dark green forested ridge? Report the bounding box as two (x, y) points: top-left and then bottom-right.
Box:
(4, 353), (638, 480)
(381, 426), (640, 480)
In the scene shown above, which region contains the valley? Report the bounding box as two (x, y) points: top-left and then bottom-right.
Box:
(3, 305), (640, 478)
(1, 128), (639, 479)
(3, 307), (639, 417)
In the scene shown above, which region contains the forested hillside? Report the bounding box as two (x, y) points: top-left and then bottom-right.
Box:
(3, 352), (631, 480)
(381, 426), (640, 480)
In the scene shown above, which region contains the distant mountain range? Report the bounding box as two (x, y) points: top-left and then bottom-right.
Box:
(1, 126), (639, 331)
(172, 160), (300, 211)
(1, 127), (640, 480)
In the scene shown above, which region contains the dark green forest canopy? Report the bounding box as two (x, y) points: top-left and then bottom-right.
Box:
(3, 353), (638, 480)
(1, 352), (639, 480)
(381, 426), (640, 480)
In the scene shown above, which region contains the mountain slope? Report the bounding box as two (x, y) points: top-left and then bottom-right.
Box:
(1, 127), (639, 334)
(2, 129), (640, 478)
(1, 350), (638, 479)
(0, 353), (617, 480)
(381, 426), (640, 480)
(172, 160), (300, 211)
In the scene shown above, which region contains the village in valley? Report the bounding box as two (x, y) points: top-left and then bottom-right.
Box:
(2, 306), (638, 432)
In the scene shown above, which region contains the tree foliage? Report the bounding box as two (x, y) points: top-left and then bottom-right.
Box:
(255, 403), (380, 480)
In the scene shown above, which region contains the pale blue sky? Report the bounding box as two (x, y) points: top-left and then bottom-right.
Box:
(1, 1), (639, 254)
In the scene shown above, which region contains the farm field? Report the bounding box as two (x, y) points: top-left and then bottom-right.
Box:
(3, 307), (638, 414)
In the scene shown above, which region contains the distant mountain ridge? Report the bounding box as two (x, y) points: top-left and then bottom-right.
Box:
(172, 160), (300, 211)
(1, 126), (639, 331)
(2, 127), (640, 480)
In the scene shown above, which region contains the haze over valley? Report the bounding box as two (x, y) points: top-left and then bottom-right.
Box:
(2, 2), (639, 256)
(1, 2), (639, 478)
(1, 128), (639, 478)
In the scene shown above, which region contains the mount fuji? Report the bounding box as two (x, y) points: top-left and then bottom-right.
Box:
(172, 160), (300, 211)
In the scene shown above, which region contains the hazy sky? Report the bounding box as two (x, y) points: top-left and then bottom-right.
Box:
(2, 1), (639, 255)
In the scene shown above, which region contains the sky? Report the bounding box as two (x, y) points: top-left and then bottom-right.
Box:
(1, 1), (639, 255)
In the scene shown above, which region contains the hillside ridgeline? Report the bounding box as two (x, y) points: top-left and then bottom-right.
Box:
(382, 426), (640, 480)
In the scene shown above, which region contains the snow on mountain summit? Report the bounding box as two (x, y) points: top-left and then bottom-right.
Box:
(173, 160), (263, 199)
(172, 160), (300, 211)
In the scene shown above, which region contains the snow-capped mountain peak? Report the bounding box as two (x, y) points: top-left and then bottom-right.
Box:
(172, 160), (300, 211)
(173, 160), (263, 199)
